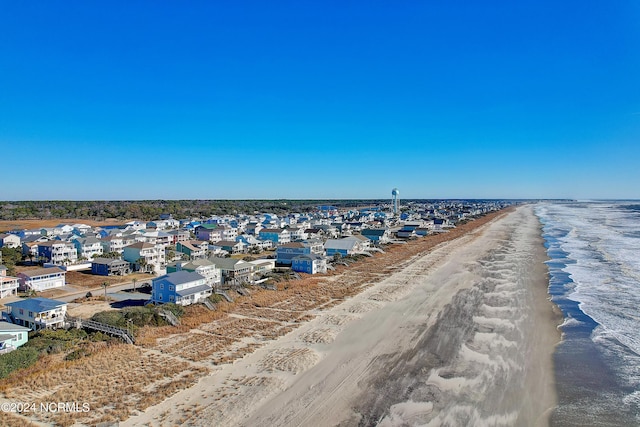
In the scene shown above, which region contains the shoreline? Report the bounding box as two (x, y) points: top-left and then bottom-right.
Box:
(122, 205), (561, 426)
(1, 206), (561, 426)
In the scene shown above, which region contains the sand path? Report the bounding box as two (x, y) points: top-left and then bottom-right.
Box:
(123, 206), (559, 426)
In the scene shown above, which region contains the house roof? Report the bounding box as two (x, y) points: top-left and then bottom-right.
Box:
(209, 257), (251, 270)
(37, 241), (72, 247)
(260, 228), (287, 233)
(293, 254), (325, 261)
(0, 334), (16, 342)
(5, 297), (67, 312)
(324, 239), (358, 251)
(124, 242), (155, 249)
(278, 242), (306, 249)
(22, 235), (45, 243)
(77, 237), (101, 245)
(0, 321), (30, 333)
(361, 228), (388, 236)
(181, 259), (216, 270)
(92, 258), (128, 266)
(197, 224), (219, 230)
(178, 242), (199, 251)
(18, 267), (65, 278)
(216, 240), (242, 247)
(176, 284), (212, 297)
(155, 271), (205, 286)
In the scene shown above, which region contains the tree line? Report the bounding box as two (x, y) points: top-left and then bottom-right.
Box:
(0, 199), (389, 221)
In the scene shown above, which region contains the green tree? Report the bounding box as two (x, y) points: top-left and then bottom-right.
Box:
(0, 247), (22, 275)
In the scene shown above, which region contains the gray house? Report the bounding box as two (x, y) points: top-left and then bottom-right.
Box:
(91, 258), (131, 276)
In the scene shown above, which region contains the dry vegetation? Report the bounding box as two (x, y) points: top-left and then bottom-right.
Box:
(0, 218), (127, 233)
(0, 343), (208, 426)
(0, 209), (509, 426)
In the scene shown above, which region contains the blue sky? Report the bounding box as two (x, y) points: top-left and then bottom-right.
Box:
(1, 1), (639, 200)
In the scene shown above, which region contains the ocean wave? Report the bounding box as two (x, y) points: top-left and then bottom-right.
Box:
(558, 316), (583, 329)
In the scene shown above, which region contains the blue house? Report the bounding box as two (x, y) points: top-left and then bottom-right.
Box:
(292, 254), (327, 274)
(360, 228), (392, 244)
(151, 271), (212, 306)
(276, 241), (324, 266)
(259, 228), (291, 245)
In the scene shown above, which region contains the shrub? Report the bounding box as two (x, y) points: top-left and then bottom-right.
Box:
(91, 310), (127, 328)
(208, 294), (224, 304)
(91, 306), (184, 331)
(64, 347), (92, 361)
(0, 347), (39, 379)
(25, 329), (87, 355)
(160, 303), (185, 318)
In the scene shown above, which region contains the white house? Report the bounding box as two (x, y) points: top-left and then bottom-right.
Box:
(17, 267), (66, 292)
(123, 242), (166, 274)
(37, 241), (78, 265)
(169, 259), (222, 288)
(4, 297), (68, 330)
(0, 233), (21, 249)
(73, 237), (104, 260)
(0, 272), (19, 299)
(100, 235), (127, 254)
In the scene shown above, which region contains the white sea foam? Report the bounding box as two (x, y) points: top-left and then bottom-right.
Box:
(537, 202), (640, 356)
(559, 315), (583, 329)
(537, 202), (640, 414)
(378, 400), (434, 427)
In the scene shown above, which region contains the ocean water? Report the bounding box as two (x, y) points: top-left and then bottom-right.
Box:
(536, 202), (640, 426)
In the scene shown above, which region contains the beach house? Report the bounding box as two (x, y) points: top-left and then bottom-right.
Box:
(324, 238), (365, 257)
(91, 258), (131, 276)
(150, 271), (212, 306)
(276, 241), (325, 266)
(176, 241), (208, 259)
(73, 237), (104, 260)
(167, 259), (222, 288)
(291, 254), (327, 274)
(195, 224), (224, 242)
(360, 228), (392, 244)
(258, 228), (291, 245)
(17, 267), (66, 292)
(0, 270), (19, 298)
(122, 242), (166, 274)
(0, 321), (30, 354)
(3, 297), (68, 330)
(209, 257), (253, 286)
(0, 233), (21, 249)
(37, 241), (78, 265)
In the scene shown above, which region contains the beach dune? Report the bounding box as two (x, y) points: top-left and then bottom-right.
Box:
(125, 206), (560, 426)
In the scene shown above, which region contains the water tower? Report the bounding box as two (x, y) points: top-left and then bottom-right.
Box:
(391, 188), (400, 215)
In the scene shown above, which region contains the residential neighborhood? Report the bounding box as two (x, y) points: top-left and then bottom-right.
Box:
(0, 199), (511, 349)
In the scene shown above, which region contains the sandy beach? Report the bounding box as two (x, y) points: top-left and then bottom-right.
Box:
(120, 205), (560, 427)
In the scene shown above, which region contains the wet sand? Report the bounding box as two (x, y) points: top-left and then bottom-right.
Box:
(124, 206), (560, 426)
